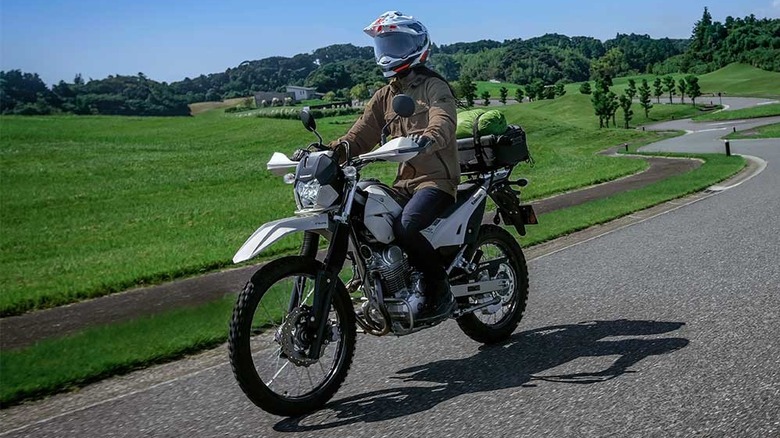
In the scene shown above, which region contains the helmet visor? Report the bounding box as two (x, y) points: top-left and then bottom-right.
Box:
(373, 32), (423, 61)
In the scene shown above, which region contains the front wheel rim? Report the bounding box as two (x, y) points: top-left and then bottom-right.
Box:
(246, 273), (346, 400)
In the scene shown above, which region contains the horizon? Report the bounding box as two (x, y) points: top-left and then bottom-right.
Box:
(1, 0), (779, 86)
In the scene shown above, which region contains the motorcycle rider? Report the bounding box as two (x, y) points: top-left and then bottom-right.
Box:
(330, 11), (460, 319)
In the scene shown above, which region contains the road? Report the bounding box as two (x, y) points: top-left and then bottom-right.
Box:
(2, 100), (779, 437)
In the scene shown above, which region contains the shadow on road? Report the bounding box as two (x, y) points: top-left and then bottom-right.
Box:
(274, 319), (688, 432)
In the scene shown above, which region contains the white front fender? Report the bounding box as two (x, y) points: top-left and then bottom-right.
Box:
(233, 213), (331, 263)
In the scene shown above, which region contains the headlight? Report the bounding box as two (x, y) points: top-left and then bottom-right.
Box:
(296, 179), (321, 208)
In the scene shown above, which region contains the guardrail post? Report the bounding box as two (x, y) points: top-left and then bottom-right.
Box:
(724, 140), (731, 157)
(733, 126), (736, 133)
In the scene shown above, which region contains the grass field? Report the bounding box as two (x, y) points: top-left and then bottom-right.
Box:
(1, 92), (713, 316)
(475, 81), (524, 100)
(188, 97), (252, 115)
(693, 103), (780, 121)
(0, 150), (745, 406)
(564, 64), (780, 101)
(726, 122), (780, 139)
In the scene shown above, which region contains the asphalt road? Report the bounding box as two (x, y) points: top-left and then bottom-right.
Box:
(3, 101), (779, 438)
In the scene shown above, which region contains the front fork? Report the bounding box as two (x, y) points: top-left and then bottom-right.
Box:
(306, 223), (350, 359)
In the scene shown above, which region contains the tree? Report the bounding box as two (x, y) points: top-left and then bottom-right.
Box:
(619, 93), (634, 128)
(686, 75), (701, 106)
(544, 86), (556, 100)
(526, 79), (544, 101)
(481, 90), (491, 106)
(626, 79), (637, 101)
(458, 74), (477, 107)
(349, 83), (369, 102)
(662, 76), (675, 104)
(590, 48), (628, 86)
(638, 79), (653, 118)
(499, 86), (508, 105)
(607, 91), (619, 127)
(591, 87), (609, 128)
(554, 83), (566, 97)
(677, 78), (687, 104)
(579, 82), (592, 95)
(322, 91), (336, 102)
(653, 77), (663, 103)
(514, 87), (525, 103)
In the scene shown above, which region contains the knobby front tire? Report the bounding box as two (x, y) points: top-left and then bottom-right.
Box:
(228, 256), (356, 416)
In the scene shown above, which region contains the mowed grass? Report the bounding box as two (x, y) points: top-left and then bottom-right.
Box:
(693, 103), (780, 121)
(188, 97), (252, 115)
(475, 81), (524, 100)
(2, 92), (686, 316)
(563, 63), (780, 100)
(726, 122), (780, 139)
(699, 64), (780, 98)
(0, 114), (360, 316)
(0, 151), (745, 407)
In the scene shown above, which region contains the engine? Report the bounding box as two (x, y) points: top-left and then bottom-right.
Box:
(364, 245), (426, 329)
(366, 245), (409, 296)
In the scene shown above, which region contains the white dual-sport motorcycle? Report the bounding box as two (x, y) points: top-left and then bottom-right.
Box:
(228, 94), (537, 416)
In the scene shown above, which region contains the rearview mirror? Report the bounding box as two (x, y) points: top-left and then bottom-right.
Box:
(392, 94), (416, 118)
(300, 109), (317, 132)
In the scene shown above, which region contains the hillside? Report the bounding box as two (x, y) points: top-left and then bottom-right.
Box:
(700, 64), (780, 98)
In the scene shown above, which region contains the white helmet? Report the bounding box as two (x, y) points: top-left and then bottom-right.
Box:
(364, 11), (430, 78)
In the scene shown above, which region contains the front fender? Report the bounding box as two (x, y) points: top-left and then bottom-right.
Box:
(233, 213), (331, 263)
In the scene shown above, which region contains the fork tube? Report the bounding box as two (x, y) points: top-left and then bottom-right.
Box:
(299, 231), (320, 258)
(307, 222), (350, 359)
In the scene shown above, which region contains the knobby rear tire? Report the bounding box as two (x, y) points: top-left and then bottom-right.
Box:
(228, 256), (356, 416)
(456, 225), (529, 344)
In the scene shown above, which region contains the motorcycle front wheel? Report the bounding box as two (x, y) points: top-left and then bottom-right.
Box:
(228, 256), (356, 416)
(456, 225), (529, 344)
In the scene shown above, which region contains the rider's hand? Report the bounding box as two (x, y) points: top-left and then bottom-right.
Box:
(410, 134), (432, 149)
(289, 148), (308, 162)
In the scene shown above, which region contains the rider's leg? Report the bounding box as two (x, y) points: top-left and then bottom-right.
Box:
(393, 187), (455, 317)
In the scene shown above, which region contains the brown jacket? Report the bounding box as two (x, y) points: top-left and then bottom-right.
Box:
(334, 70), (460, 198)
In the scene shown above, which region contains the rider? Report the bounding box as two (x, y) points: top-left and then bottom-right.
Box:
(334, 11), (460, 319)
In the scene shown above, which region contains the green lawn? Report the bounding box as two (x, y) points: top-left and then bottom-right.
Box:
(564, 63), (780, 101)
(2, 92), (697, 316)
(0, 151), (745, 407)
(699, 64), (780, 98)
(693, 103), (780, 121)
(475, 81), (524, 100)
(0, 86), (750, 405)
(726, 122), (780, 139)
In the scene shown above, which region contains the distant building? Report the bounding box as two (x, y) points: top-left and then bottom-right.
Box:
(286, 86), (320, 101)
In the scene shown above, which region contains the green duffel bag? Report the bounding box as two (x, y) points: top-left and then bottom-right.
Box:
(456, 109), (507, 139)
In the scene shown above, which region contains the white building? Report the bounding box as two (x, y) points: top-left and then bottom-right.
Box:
(285, 86), (319, 101)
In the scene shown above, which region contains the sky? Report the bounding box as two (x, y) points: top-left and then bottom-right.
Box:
(1, 0), (778, 85)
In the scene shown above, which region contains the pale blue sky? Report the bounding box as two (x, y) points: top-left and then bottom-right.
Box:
(1, 0), (778, 85)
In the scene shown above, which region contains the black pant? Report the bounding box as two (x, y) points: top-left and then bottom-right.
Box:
(393, 188), (454, 284)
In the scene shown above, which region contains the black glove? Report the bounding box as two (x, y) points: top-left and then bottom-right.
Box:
(289, 148), (308, 161)
(410, 134), (432, 149)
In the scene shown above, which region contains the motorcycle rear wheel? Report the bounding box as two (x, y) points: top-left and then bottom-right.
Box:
(456, 225), (529, 344)
(228, 256), (356, 416)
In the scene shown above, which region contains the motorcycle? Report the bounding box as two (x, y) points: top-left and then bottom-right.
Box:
(228, 94), (537, 416)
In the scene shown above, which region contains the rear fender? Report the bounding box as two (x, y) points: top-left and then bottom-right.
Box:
(233, 214), (331, 263)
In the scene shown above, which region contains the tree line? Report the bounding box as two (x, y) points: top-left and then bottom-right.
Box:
(1, 8), (776, 116)
(582, 74), (702, 129)
(0, 70), (190, 116)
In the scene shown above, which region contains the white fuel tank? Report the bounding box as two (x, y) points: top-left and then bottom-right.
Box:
(363, 185), (403, 243)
